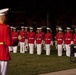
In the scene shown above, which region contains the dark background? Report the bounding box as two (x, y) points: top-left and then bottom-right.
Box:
(0, 0), (76, 22)
(0, 0), (75, 23)
(0, 0), (76, 38)
(0, 0), (76, 13)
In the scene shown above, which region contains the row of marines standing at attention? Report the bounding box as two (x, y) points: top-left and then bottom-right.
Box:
(9, 25), (76, 57)
(9, 26), (52, 56)
(1, 8), (76, 75)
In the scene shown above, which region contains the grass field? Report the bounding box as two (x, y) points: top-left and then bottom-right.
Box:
(7, 46), (76, 75)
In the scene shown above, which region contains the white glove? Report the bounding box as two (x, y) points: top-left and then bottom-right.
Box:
(55, 41), (57, 46)
(51, 41), (53, 46)
(71, 41), (73, 44)
(34, 40), (37, 48)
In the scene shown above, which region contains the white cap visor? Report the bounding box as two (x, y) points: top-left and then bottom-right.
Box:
(47, 28), (50, 30)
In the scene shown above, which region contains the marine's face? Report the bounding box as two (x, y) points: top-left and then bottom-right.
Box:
(67, 30), (70, 32)
(40, 29), (42, 32)
(30, 29), (33, 32)
(47, 30), (49, 32)
(21, 28), (25, 31)
(37, 29), (40, 33)
(13, 29), (16, 32)
(11, 28), (13, 31)
(25, 28), (28, 31)
(59, 31), (62, 33)
(0, 15), (6, 23)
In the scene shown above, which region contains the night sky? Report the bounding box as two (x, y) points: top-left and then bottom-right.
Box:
(0, 0), (76, 36)
(0, 0), (76, 27)
(0, 0), (76, 14)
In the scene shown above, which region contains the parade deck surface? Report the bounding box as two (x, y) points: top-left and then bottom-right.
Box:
(7, 47), (76, 75)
